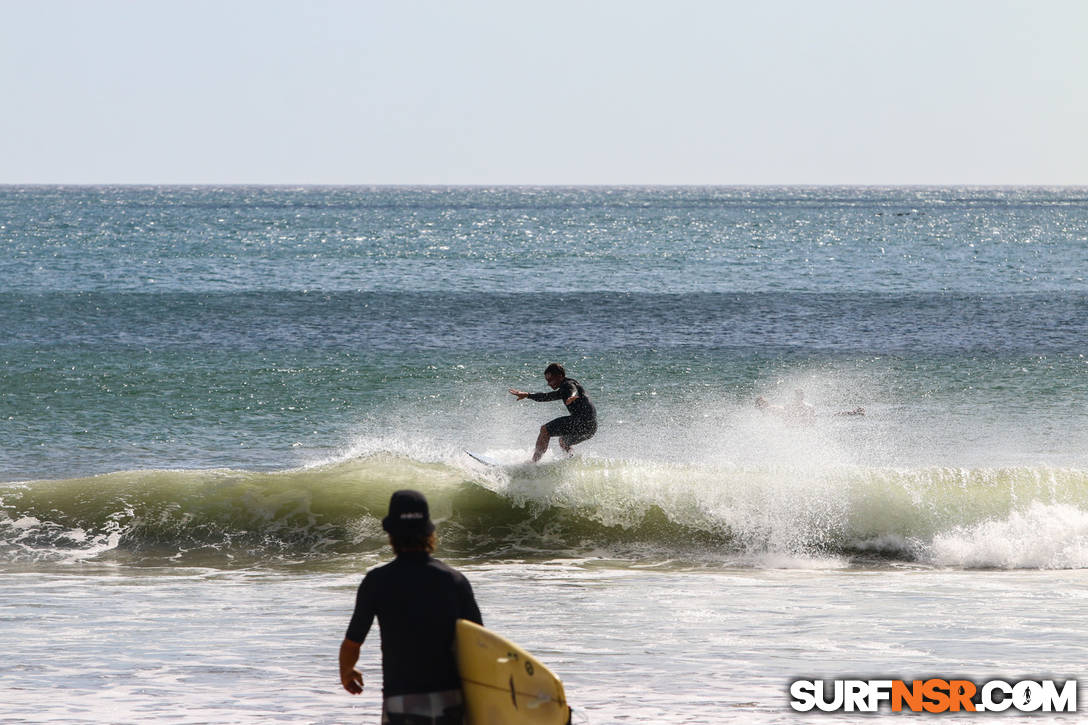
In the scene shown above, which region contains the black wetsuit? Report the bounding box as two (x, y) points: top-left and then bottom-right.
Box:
(529, 377), (598, 446)
(345, 552), (482, 697)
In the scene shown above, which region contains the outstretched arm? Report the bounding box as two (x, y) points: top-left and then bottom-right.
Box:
(512, 381), (574, 403)
(510, 388), (565, 402)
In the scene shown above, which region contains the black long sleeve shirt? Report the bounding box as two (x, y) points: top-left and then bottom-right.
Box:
(527, 377), (596, 421)
(345, 552), (483, 696)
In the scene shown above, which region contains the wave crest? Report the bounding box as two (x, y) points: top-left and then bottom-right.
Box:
(3, 454), (1087, 568)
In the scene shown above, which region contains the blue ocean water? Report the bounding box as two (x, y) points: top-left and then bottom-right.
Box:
(2, 186), (1088, 566)
(3, 187), (1088, 724)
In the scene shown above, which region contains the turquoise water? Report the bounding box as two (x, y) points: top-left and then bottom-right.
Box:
(2, 187), (1087, 722)
(4, 187), (1088, 481)
(4, 186), (1088, 556)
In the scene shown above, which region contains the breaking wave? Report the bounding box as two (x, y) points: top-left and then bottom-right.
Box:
(3, 452), (1088, 569)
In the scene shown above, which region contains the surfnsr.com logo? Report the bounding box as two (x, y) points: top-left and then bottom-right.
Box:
(789, 679), (1078, 713)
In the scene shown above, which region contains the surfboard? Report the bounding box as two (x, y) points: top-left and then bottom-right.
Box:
(465, 450), (504, 467)
(456, 619), (571, 725)
(467, 450), (579, 468)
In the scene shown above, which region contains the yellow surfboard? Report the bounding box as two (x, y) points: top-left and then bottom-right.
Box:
(456, 619), (571, 725)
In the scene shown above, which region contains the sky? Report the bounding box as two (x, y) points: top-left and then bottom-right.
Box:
(1, 0), (1086, 185)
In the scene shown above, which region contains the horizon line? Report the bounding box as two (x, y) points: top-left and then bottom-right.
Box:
(3, 182), (1087, 189)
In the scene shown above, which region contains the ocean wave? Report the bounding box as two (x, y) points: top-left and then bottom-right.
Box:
(2, 453), (1087, 568)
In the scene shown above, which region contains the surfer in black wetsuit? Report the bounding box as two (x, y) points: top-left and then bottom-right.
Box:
(339, 490), (482, 725)
(509, 362), (598, 462)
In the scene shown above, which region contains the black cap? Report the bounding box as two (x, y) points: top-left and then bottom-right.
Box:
(381, 490), (436, 536)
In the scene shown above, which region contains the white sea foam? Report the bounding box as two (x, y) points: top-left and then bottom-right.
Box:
(925, 502), (1088, 569)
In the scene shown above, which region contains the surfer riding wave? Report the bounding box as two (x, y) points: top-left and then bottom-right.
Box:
(510, 362), (598, 463)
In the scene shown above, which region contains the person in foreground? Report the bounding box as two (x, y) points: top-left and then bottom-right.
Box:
(509, 362), (598, 462)
(339, 489), (482, 725)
